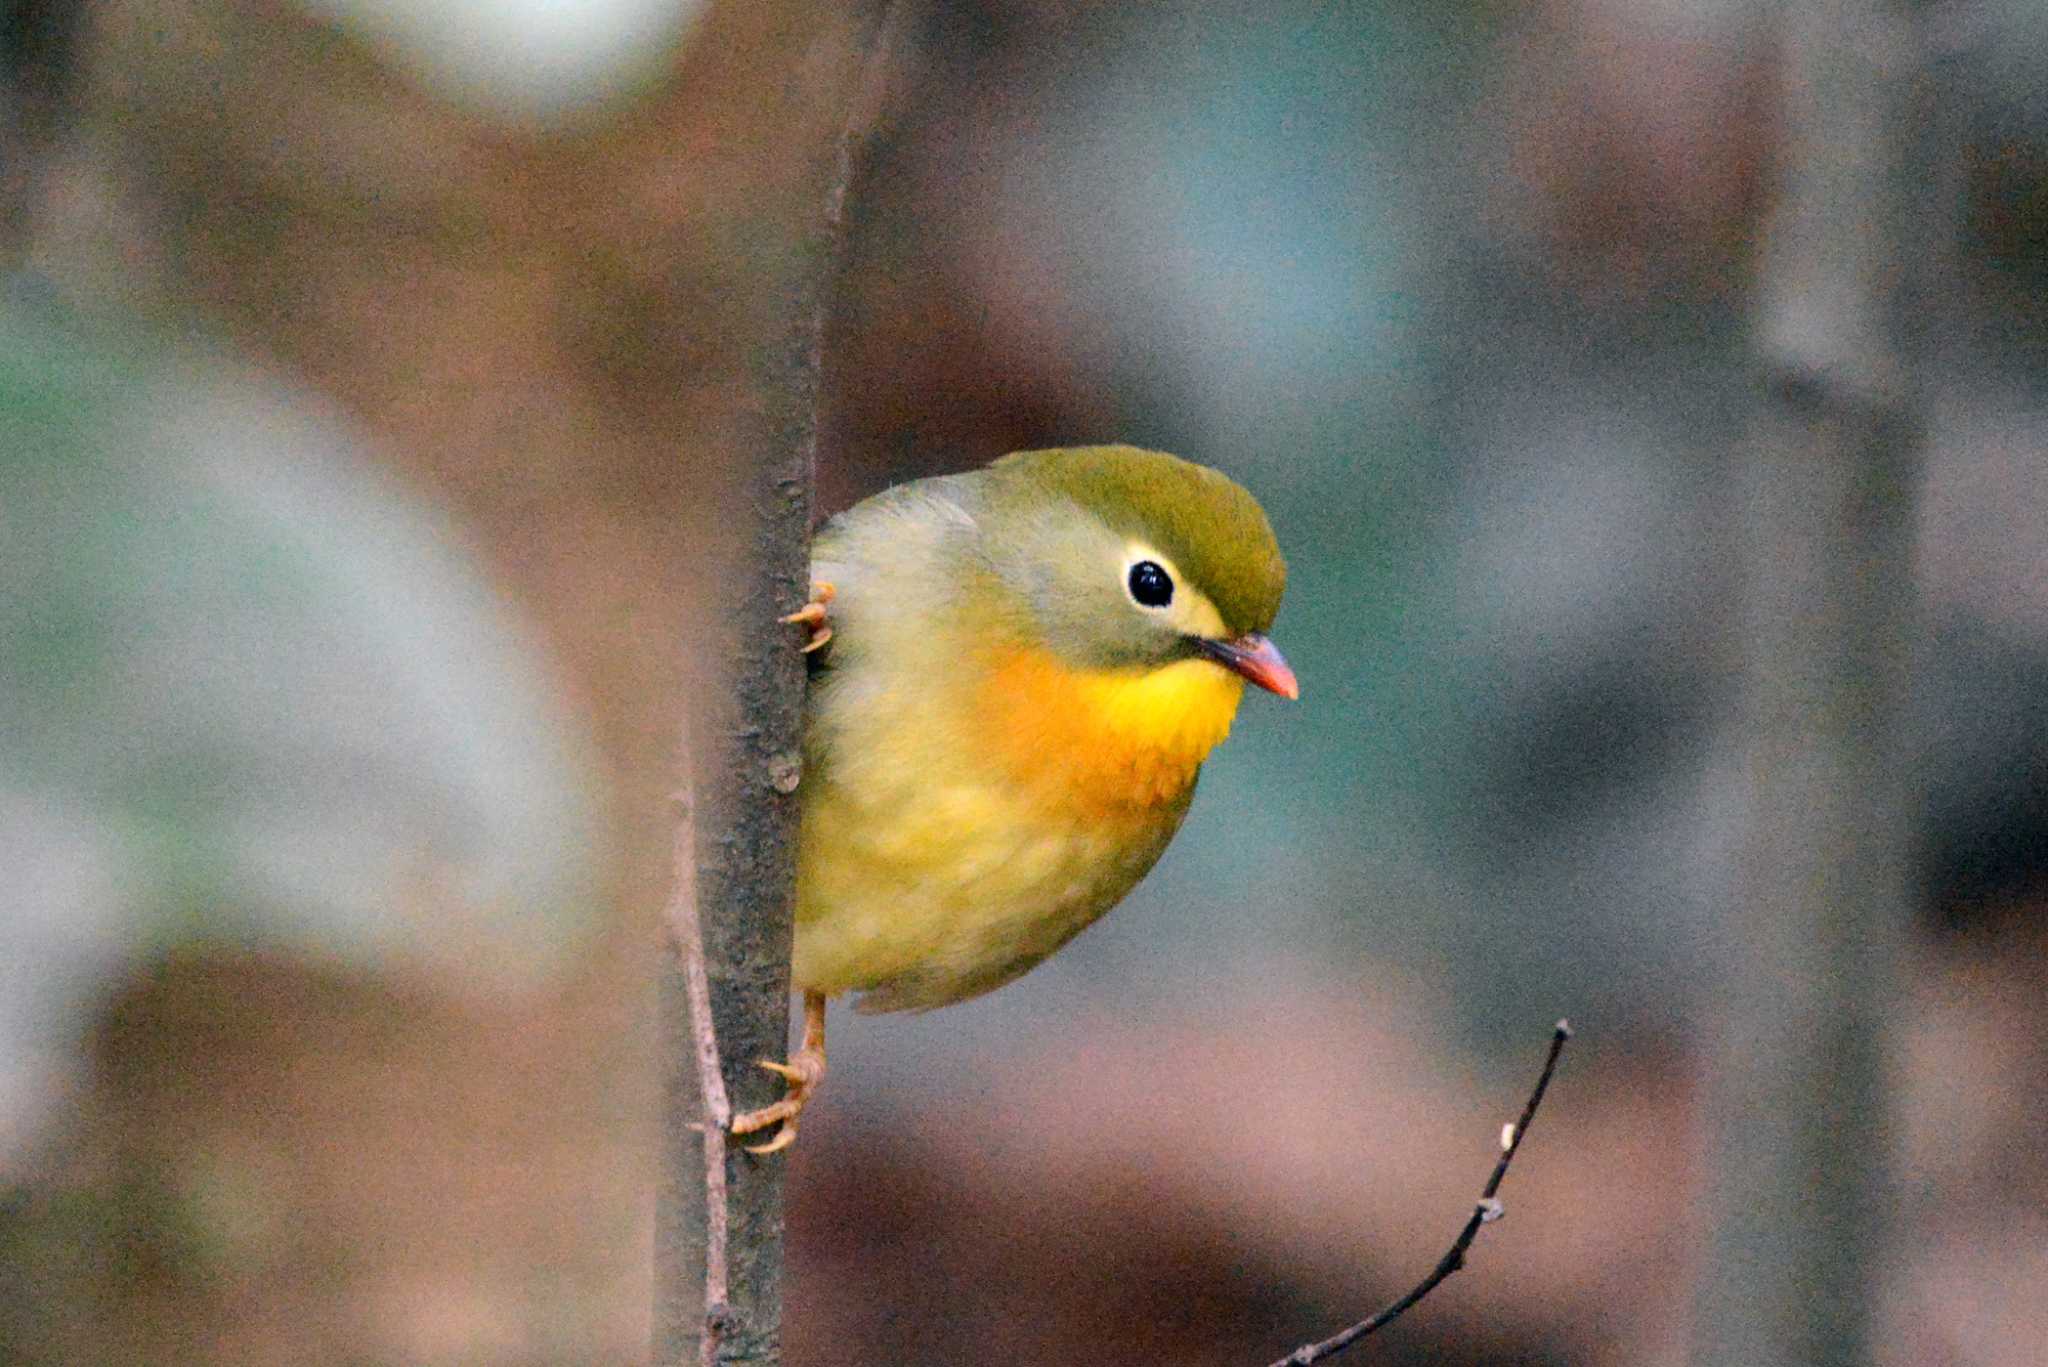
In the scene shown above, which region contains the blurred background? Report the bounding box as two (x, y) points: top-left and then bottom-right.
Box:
(5, 0), (2048, 1362)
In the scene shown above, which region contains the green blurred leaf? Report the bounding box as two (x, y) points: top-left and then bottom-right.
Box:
(1, 286), (605, 1150)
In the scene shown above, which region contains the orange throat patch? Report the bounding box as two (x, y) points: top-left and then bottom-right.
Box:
(979, 645), (1247, 814)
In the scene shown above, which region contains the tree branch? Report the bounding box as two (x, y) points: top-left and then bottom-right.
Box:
(653, 6), (909, 1365)
(1692, 3), (1941, 1362)
(1268, 1021), (1573, 1367)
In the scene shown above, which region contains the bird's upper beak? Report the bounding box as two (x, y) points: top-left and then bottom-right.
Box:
(1197, 632), (1299, 700)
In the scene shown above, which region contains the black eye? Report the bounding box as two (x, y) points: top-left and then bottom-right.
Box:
(1127, 559), (1174, 608)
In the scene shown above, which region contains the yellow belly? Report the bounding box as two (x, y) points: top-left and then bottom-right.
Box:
(793, 775), (1179, 1011)
(792, 646), (1243, 1012)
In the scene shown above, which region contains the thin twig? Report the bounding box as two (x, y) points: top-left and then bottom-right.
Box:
(1268, 1020), (1573, 1367)
(662, 781), (735, 1365)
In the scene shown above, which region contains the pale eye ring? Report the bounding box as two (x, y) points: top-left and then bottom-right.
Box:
(1127, 559), (1174, 608)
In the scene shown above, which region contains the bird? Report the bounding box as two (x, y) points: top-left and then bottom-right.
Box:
(731, 444), (1295, 1153)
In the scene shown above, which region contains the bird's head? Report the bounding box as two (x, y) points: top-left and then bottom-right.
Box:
(977, 445), (1296, 700)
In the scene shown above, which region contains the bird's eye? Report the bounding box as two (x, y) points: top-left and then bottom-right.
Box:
(1127, 559), (1174, 608)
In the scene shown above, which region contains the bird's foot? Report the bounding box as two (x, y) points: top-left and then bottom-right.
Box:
(729, 990), (828, 1155)
(730, 1044), (826, 1155)
(780, 581), (836, 653)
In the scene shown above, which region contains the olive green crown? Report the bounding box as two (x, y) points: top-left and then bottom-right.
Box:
(994, 445), (1287, 635)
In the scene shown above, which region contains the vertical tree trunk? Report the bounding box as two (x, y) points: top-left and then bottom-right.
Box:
(651, 5), (901, 1364)
(1696, 2), (1944, 1362)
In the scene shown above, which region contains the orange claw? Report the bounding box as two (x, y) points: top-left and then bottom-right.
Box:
(730, 991), (828, 1155)
(780, 581), (837, 653)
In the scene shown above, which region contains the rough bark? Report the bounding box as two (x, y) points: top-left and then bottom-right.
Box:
(652, 5), (903, 1364)
(1695, 3), (1944, 1362)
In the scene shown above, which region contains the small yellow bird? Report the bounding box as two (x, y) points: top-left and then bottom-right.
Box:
(732, 445), (1295, 1152)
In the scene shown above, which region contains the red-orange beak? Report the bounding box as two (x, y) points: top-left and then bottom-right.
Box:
(1197, 632), (1299, 700)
